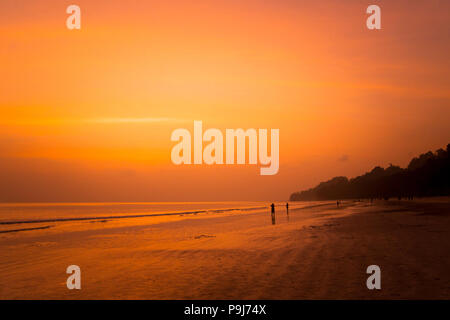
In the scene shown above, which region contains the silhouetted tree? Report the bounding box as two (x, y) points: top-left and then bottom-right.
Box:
(289, 143), (450, 201)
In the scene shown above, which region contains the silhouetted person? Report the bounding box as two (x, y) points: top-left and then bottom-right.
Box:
(270, 203), (276, 225)
(336, 200), (340, 208)
(286, 202), (289, 214)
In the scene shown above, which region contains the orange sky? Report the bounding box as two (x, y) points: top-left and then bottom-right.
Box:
(0, 0), (449, 201)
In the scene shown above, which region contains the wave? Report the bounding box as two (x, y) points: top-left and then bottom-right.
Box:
(0, 206), (269, 225)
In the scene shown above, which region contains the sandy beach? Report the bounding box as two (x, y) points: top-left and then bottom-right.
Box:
(1, 199), (449, 299)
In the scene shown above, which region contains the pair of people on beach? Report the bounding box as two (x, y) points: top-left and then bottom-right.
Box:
(270, 203), (289, 225)
(270, 203), (289, 213)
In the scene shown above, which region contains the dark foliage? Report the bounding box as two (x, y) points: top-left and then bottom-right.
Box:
(290, 144), (450, 201)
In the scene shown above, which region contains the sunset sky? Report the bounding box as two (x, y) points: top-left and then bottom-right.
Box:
(0, 0), (449, 202)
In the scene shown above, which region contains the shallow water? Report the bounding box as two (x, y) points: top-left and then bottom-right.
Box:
(0, 201), (322, 224)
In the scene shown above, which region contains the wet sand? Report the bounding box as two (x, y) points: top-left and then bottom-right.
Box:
(1, 198), (450, 299)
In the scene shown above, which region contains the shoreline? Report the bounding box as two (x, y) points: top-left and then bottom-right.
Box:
(1, 199), (449, 299)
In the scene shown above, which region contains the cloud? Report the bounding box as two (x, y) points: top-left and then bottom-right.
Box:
(338, 154), (349, 162)
(85, 117), (182, 124)
(0, 117), (185, 126)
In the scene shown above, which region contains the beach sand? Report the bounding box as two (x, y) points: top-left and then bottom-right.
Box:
(1, 198), (450, 299)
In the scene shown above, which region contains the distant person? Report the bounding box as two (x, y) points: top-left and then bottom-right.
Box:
(270, 203), (276, 225)
(286, 202), (289, 214)
(336, 200), (339, 208)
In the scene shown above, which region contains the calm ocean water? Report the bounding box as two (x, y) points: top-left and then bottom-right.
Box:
(0, 201), (281, 224)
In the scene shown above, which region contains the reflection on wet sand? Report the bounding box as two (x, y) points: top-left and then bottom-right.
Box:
(2, 199), (449, 299)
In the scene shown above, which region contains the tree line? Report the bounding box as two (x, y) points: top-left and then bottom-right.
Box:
(290, 143), (450, 201)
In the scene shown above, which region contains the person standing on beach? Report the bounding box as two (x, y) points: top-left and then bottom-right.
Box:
(286, 203), (289, 214)
(270, 203), (276, 225)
